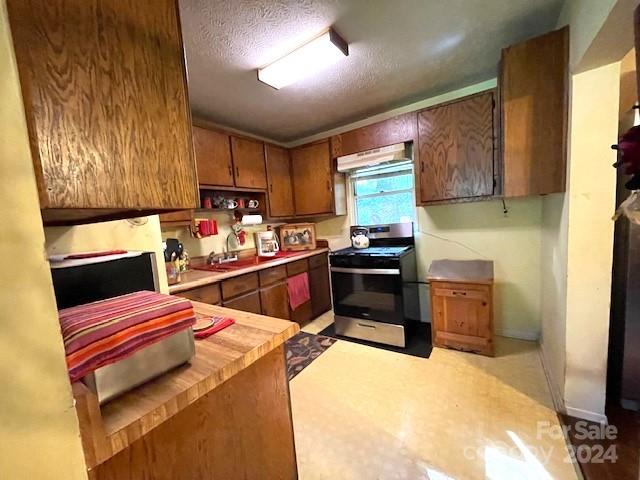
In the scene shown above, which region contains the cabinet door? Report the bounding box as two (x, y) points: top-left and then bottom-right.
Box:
(223, 290), (262, 315)
(290, 141), (333, 215)
(193, 126), (234, 187)
(431, 283), (493, 356)
(7, 0), (198, 223)
(260, 282), (290, 320)
(290, 301), (313, 326)
(265, 145), (295, 217)
(230, 136), (267, 189)
(309, 262), (332, 318)
(417, 92), (494, 203)
(501, 27), (568, 197)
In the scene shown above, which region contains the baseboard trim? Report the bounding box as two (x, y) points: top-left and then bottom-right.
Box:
(538, 343), (566, 414)
(495, 328), (539, 341)
(565, 406), (608, 424)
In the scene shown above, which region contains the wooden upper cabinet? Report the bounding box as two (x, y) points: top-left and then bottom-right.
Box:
(230, 136), (267, 189)
(330, 112), (417, 158)
(290, 140), (334, 216)
(501, 26), (569, 197)
(417, 92), (495, 203)
(6, 0), (198, 225)
(193, 126), (234, 187)
(265, 145), (295, 217)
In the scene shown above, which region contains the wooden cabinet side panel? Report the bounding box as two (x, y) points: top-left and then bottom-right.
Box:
(291, 140), (333, 215)
(92, 346), (297, 480)
(230, 136), (267, 189)
(193, 126), (234, 187)
(7, 0), (198, 210)
(265, 144), (295, 217)
(501, 26), (568, 197)
(418, 92), (494, 203)
(309, 264), (332, 318)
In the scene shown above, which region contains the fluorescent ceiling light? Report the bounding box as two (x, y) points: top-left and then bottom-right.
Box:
(258, 28), (348, 90)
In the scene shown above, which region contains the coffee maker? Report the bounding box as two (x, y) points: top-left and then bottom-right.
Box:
(255, 229), (280, 257)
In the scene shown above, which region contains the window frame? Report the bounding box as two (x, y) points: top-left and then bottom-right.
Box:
(349, 162), (417, 226)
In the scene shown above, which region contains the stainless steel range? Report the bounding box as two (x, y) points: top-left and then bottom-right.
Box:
(330, 223), (418, 347)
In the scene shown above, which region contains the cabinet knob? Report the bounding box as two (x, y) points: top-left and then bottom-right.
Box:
(270, 183), (273, 193)
(235, 166), (240, 177)
(228, 165), (233, 177)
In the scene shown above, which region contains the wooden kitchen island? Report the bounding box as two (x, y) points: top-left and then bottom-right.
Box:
(73, 302), (300, 479)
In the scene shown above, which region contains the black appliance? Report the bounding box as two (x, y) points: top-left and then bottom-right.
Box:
(330, 223), (418, 347)
(51, 252), (158, 309)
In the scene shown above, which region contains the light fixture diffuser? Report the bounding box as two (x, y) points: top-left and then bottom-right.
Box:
(258, 28), (348, 90)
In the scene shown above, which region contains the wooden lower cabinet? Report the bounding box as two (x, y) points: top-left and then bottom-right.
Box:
(430, 281), (494, 356)
(223, 290), (262, 315)
(260, 282), (290, 320)
(175, 253), (331, 323)
(90, 345), (297, 480)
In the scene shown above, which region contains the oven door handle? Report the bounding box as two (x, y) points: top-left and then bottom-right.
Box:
(330, 267), (400, 275)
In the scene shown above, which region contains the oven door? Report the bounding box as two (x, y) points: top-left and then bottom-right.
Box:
(330, 266), (404, 324)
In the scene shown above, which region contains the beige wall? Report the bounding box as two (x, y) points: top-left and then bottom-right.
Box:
(558, 0), (618, 69)
(314, 80), (545, 340)
(0, 1), (88, 477)
(538, 0), (632, 422)
(161, 211), (260, 260)
(540, 192), (569, 409)
(563, 62), (620, 421)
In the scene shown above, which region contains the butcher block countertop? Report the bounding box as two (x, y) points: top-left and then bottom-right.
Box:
(169, 248), (330, 294)
(73, 302), (299, 470)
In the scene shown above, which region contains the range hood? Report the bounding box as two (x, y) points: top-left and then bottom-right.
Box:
(336, 143), (410, 172)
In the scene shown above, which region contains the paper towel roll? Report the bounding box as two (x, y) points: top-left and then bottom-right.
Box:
(241, 214), (263, 225)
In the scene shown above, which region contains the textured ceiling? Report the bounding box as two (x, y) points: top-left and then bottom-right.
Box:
(179, 0), (564, 143)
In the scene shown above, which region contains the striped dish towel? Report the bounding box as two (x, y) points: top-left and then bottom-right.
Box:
(59, 291), (196, 382)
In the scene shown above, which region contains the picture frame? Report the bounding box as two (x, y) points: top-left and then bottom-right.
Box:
(279, 223), (317, 251)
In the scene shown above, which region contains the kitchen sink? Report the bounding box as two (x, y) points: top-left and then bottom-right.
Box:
(193, 251), (303, 272)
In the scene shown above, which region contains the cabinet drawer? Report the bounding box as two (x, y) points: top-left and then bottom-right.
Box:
(221, 273), (259, 300)
(177, 283), (221, 305)
(223, 290), (262, 315)
(308, 253), (327, 269)
(286, 259), (309, 276)
(432, 287), (489, 302)
(259, 265), (287, 287)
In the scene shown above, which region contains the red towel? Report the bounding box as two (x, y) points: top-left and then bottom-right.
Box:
(288, 272), (310, 311)
(194, 316), (235, 339)
(64, 250), (128, 260)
